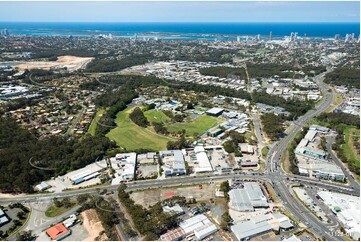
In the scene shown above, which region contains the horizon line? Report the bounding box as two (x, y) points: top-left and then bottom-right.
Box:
(0, 21), (360, 24)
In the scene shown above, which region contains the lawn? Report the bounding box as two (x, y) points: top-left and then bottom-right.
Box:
(261, 146), (270, 159)
(45, 202), (77, 217)
(144, 110), (171, 123)
(106, 106), (176, 151)
(166, 114), (222, 137)
(87, 108), (105, 136)
(342, 127), (360, 168)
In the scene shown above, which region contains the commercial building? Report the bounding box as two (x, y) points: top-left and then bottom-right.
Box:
(110, 153), (137, 184)
(206, 107), (224, 117)
(231, 213), (293, 241)
(295, 126), (345, 181)
(46, 223), (71, 241)
(237, 158), (258, 168)
(0, 209), (9, 226)
(239, 144), (254, 154)
(160, 150), (186, 176)
(229, 182), (269, 212)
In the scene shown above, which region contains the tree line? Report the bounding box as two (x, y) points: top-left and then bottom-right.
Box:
(324, 67), (360, 88)
(0, 116), (116, 193)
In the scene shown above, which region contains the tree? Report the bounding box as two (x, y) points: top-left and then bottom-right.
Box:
(186, 102), (194, 109)
(129, 107), (149, 127)
(62, 198), (73, 208)
(53, 198), (62, 208)
(17, 211), (26, 220)
(16, 231), (34, 241)
(220, 181), (230, 193)
(77, 194), (90, 204)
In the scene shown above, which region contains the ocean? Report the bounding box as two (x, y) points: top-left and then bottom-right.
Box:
(0, 22), (359, 40)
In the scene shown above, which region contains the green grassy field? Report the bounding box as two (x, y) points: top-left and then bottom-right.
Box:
(45, 201), (77, 217)
(342, 127), (360, 168)
(87, 108), (105, 136)
(144, 110), (171, 123)
(166, 114), (223, 137)
(106, 107), (176, 151)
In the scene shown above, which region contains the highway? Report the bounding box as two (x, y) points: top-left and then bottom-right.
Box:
(264, 69), (358, 241)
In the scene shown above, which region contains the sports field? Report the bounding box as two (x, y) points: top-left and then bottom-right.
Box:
(166, 114), (223, 137)
(144, 110), (171, 123)
(106, 107), (176, 151)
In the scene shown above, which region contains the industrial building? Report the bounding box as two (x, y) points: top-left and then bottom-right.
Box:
(180, 215), (218, 240)
(160, 150), (186, 176)
(206, 107), (224, 117)
(110, 153), (137, 184)
(160, 214), (218, 241)
(34, 181), (52, 191)
(67, 160), (108, 185)
(193, 146), (213, 173)
(229, 182), (269, 211)
(231, 213), (293, 241)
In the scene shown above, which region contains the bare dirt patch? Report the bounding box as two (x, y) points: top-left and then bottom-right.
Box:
(130, 184), (216, 208)
(81, 209), (108, 241)
(15, 56), (94, 72)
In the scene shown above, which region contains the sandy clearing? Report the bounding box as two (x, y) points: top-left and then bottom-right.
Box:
(15, 55), (94, 72)
(81, 209), (108, 241)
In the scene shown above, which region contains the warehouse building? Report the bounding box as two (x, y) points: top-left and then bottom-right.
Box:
(67, 160), (107, 185)
(179, 215), (218, 240)
(35, 181), (52, 191)
(231, 213), (293, 241)
(160, 150), (186, 176)
(229, 182), (269, 212)
(206, 107), (224, 117)
(193, 146), (213, 173)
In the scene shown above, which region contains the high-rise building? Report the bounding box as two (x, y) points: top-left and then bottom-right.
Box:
(345, 34), (352, 43)
(269, 31), (272, 41)
(303, 33), (307, 43)
(334, 34), (340, 40)
(237, 36), (241, 42)
(257, 34), (261, 42)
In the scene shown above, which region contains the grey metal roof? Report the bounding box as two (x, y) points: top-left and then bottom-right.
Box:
(231, 221), (272, 240)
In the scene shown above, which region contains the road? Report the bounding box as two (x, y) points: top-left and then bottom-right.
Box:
(265, 68), (356, 241)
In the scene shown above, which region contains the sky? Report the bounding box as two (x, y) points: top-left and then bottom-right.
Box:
(0, 1), (359, 23)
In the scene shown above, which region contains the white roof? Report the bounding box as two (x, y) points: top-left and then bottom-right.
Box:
(194, 223), (218, 240)
(206, 107), (224, 114)
(179, 215), (212, 234)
